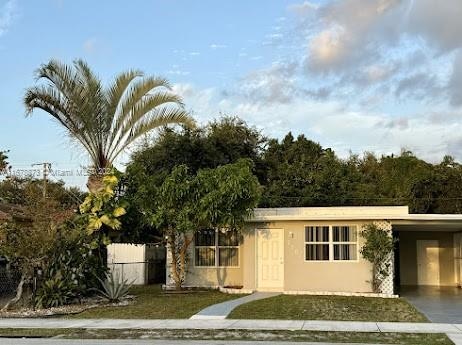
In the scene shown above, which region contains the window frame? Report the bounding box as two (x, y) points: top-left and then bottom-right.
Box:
(194, 229), (217, 267)
(194, 229), (240, 268)
(304, 225), (330, 261)
(304, 224), (359, 263)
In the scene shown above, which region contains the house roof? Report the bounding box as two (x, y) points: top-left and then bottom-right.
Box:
(250, 206), (462, 224)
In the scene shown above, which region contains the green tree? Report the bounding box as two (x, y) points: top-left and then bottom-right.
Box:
(122, 117), (265, 242)
(149, 159), (261, 290)
(261, 133), (355, 207)
(0, 150), (8, 172)
(0, 177), (84, 209)
(24, 59), (194, 191)
(0, 187), (74, 310)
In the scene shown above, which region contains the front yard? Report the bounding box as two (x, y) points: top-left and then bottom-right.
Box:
(69, 285), (427, 322)
(228, 294), (428, 322)
(69, 285), (239, 319)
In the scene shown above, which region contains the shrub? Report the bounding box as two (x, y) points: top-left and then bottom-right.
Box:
(360, 223), (396, 293)
(35, 275), (75, 308)
(35, 224), (108, 308)
(97, 271), (133, 303)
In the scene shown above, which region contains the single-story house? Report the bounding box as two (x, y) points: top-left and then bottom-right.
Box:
(166, 206), (462, 296)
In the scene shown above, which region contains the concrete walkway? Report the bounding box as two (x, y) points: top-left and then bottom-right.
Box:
(190, 292), (280, 320)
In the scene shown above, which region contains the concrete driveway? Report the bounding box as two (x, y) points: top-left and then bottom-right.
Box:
(401, 285), (462, 323)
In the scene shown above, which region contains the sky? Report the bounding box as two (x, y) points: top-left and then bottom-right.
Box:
(1, 0), (462, 188)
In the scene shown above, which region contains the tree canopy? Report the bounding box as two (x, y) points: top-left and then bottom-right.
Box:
(24, 59), (194, 191)
(148, 159), (261, 289)
(0, 150), (8, 172)
(124, 117), (462, 230)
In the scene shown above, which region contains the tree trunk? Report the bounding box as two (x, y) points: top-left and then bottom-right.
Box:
(168, 232), (193, 291)
(2, 275), (25, 311)
(168, 233), (182, 291)
(87, 173), (104, 193)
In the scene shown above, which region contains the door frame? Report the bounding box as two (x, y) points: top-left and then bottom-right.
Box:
(416, 240), (440, 286)
(255, 228), (284, 291)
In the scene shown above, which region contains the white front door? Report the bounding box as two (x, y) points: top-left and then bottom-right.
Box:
(417, 240), (440, 286)
(257, 228), (284, 290)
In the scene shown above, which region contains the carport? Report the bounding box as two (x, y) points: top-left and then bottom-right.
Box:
(392, 214), (462, 323)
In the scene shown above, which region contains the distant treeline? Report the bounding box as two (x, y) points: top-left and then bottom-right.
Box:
(125, 117), (462, 215)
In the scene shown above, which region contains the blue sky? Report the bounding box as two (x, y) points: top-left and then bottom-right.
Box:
(1, 0), (462, 187)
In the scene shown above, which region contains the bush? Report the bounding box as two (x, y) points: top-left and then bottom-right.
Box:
(35, 225), (108, 308)
(360, 223), (396, 293)
(35, 275), (75, 308)
(97, 271), (133, 303)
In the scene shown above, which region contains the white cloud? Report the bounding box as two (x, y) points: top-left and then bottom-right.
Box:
(0, 0), (17, 37)
(166, 69), (190, 76)
(308, 26), (348, 71)
(210, 44), (228, 50)
(173, 82), (462, 162)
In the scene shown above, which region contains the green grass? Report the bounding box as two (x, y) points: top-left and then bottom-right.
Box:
(69, 285), (239, 319)
(228, 295), (428, 322)
(0, 328), (453, 344)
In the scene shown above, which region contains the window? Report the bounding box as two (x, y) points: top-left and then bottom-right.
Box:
(195, 229), (216, 266)
(305, 225), (358, 261)
(305, 226), (330, 261)
(333, 226), (357, 261)
(195, 229), (240, 267)
(218, 230), (239, 266)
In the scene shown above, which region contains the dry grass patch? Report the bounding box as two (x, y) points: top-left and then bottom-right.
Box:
(228, 294), (428, 322)
(69, 285), (239, 319)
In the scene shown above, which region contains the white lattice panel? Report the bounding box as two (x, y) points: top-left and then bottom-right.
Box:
(372, 220), (394, 295)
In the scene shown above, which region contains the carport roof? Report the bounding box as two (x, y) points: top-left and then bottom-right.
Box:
(250, 206), (462, 223)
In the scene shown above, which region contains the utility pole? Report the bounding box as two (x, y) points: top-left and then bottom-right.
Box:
(31, 162), (51, 199)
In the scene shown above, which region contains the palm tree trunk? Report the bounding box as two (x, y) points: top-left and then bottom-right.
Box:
(87, 174), (104, 193)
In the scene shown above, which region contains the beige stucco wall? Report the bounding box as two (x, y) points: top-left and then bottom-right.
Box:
(183, 238), (244, 288)
(399, 231), (456, 286)
(250, 220), (375, 293)
(182, 220), (388, 293)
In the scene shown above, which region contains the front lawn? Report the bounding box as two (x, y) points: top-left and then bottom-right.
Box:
(228, 295), (428, 322)
(70, 285), (239, 319)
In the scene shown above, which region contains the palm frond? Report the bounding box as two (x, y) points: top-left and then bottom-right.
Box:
(109, 106), (194, 162)
(24, 85), (99, 164)
(106, 69), (144, 120)
(105, 91), (185, 158)
(24, 59), (195, 174)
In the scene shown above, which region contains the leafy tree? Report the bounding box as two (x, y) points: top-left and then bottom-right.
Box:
(0, 177), (84, 209)
(261, 133), (353, 207)
(0, 150), (8, 172)
(122, 117), (265, 242)
(360, 223), (396, 293)
(149, 159), (261, 290)
(0, 187), (74, 310)
(24, 59), (194, 191)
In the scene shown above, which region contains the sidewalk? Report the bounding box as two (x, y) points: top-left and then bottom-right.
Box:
(0, 318), (461, 333)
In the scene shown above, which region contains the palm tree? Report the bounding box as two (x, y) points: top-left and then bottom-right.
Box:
(24, 59), (194, 191)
